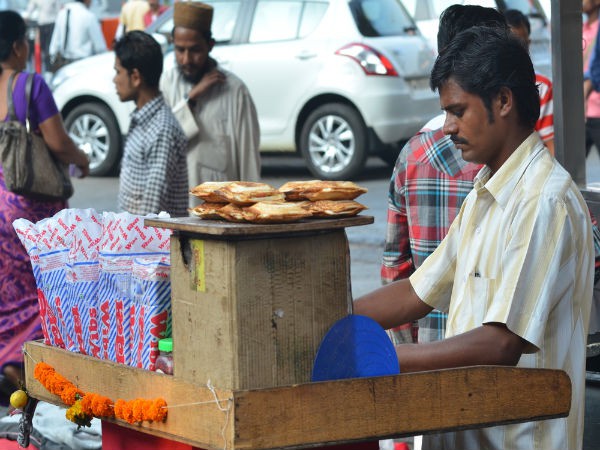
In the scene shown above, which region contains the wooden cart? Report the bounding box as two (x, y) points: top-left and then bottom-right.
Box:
(24, 216), (571, 449)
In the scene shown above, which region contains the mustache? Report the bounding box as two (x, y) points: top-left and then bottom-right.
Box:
(450, 135), (469, 146)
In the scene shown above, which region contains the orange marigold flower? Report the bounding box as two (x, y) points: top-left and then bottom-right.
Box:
(80, 393), (114, 418)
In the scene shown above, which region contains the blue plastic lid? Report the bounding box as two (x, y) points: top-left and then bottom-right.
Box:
(311, 314), (400, 382)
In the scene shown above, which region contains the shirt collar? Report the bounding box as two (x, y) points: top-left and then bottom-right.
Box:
(130, 95), (165, 126)
(473, 132), (545, 208)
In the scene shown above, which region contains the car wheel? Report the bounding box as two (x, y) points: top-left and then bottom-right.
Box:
(64, 103), (122, 176)
(300, 103), (368, 180)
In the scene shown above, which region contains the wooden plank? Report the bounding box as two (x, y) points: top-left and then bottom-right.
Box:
(24, 342), (571, 450)
(144, 216), (374, 237)
(24, 341), (235, 449)
(233, 366), (571, 449)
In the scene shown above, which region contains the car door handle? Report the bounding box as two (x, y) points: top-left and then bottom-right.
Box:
(296, 51), (317, 60)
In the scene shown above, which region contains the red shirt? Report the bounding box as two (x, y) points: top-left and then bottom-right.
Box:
(143, 6), (168, 27)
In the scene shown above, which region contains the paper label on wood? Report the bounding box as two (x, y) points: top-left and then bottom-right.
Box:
(191, 240), (205, 292)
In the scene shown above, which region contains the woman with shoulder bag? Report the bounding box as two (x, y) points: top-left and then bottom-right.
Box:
(0, 10), (90, 402)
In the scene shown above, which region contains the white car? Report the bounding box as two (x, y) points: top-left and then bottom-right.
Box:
(51, 0), (439, 179)
(399, 0), (552, 79)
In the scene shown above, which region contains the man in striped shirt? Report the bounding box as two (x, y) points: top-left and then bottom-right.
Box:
(382, 5), (573, 347)
(358, 26), (593, 450)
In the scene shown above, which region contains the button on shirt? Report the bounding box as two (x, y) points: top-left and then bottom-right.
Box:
(410, 133), (594, 450)
(118, 95), (189, 217)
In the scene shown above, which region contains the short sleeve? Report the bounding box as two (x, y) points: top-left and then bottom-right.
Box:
(30, 73), (59, 127)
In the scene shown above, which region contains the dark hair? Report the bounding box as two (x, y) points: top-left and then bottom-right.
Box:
(437, 5), (507, 51)
(430, 26), (540, 129)
(504, 9), (531, 35)
(0, 10), (27, 73)
(113, 31), (163, 88)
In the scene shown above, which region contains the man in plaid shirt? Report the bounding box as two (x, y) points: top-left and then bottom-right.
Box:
(382, 6), (507, 345)
(114, 31), (189, 217)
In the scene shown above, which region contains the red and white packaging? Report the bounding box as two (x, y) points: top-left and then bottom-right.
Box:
(98, 212), (171, 364)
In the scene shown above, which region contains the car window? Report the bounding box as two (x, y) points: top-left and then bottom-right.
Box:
(348, 0), (417, 37)
(249, 0), (328, 43)
(249, 1), (303, 42)
(399, 0), (433, 21)
(299, 2), (329, 37)
(152, 1), (241, 44)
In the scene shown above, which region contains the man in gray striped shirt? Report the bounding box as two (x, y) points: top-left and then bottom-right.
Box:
(114, 31), (188, 217)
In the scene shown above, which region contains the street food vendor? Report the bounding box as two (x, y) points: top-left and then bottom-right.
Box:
(354, 26), (593, 450)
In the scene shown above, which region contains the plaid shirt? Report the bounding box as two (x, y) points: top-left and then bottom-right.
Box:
(382, 128), (600, 343)
(118, 95), (188, 217)
(382, 128), (481, 343)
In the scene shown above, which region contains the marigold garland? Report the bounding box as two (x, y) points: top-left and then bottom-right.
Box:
(33, 362), (84, 406)
(34, 362), (167, 426)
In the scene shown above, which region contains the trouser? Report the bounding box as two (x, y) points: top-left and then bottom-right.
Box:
(38, 23), (55, 71)
(586, 117), (600, 157)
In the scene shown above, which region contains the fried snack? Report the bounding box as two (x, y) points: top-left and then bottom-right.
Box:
(216, 203), (247, 222)
(213, 181), (285, 205)
(279, 180), (368, 201)
(306, 200), (367, 218)
(189, 181), (233, 203)
(189, 202), (226, 219)
(278, 180), (323, 201)
(242, 201), (313, 224)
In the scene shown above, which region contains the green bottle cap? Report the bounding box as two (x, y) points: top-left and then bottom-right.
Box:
(158, 338), (173, 352)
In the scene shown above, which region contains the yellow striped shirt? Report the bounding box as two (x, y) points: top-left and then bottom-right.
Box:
(410, 132), (593, 450)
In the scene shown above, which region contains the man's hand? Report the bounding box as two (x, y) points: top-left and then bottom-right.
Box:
(188, 69), (226, 102)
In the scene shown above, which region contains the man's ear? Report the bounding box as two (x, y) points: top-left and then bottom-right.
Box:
(497, 86), (514, 118)
(130, 68), (143, 88)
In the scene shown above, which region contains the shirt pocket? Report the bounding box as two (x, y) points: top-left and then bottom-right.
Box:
(196, 119), (231, 172)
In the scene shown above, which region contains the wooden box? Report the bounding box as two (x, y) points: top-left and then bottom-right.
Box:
(147, 216), (371, 389)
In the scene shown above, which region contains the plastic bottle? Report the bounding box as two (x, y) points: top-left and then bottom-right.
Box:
(155, 338), (174, 375)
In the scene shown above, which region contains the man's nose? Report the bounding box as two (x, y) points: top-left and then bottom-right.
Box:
(442, 116), (457, 136)
(181, 50), (190, 65)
